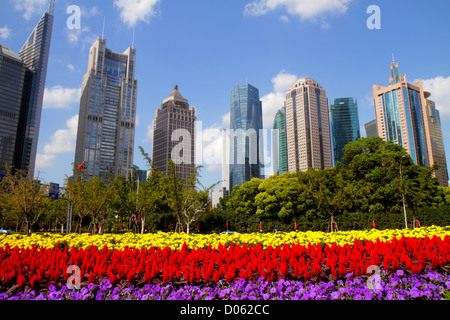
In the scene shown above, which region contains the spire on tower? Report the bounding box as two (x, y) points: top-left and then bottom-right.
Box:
(48, 0), (55, 15)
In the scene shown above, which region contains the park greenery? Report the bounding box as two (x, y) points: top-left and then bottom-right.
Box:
(0, 137), (449, 235)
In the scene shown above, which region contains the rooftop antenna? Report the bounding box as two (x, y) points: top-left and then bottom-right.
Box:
(101, 16), (105, 40)
(392, 53), (395, 64)
(48, 0), (55, 15)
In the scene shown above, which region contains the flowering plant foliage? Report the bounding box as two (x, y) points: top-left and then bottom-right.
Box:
(1, 233), (450, 296)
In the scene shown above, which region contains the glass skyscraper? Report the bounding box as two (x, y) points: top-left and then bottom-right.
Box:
(330, 97), (360, 164)
(0, 9), (53, 175)
(373, 60), (448, 186)
(373, 61), (428, 167)
(74, 37), (137, 183)
(229, 83), (263, 191)
(272, 106), (288, 175)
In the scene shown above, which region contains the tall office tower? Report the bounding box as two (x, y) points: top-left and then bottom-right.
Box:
(364, 119), (378, 138)
(272, 106), (288, 175)
(74, 37), (137, 183)
(373, 60), (429, 167)
(0, 45), (28, 173)
(0, 7), (54, 175)
(330, 97), (360, 164)
(422, 91), (448, 187)
(284, 78), (332, 172)
(229, 83), (263, 191)
(152, 85), (196, 184)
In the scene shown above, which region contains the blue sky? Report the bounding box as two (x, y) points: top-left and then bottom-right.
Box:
(1, 0), (450, 189)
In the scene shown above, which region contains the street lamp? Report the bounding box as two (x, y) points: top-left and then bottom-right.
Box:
(399, 155), (408, 229)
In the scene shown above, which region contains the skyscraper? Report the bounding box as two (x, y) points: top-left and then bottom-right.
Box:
(0, 7), (54, 175)
(229, 83), (263, 191)
(74, 37), (137, 183)
(364, 119), (378, 138)
(330, 97), (360, 164)
(272, 106), (288, 175)
(152, 85), (196, 184)
(422, 91), (448, 187)
(373, 59), (448, 186)
(284, 78), (332, 172)
(373, 60), (429, 166)
(0, 45), (28, 173)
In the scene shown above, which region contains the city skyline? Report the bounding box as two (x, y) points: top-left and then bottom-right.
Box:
(1, 1), (449, 189)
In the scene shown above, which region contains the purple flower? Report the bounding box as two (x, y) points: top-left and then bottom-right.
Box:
(396, 270), (404, 277)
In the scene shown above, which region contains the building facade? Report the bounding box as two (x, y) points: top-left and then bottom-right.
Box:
(152, 85), (196, 184)
(0, 45), (27, 173)
(74, 37), (137, 183)
(284, 78), (332, 172)
(0, 10), (53, 175)
(229, 83), (263, 191)
(330, 97), (360, 164)
(422, 92), (448, 187)
(272, 106), (288, 175)
(364, 119), (378, 138)
(373, 60), (448, 186)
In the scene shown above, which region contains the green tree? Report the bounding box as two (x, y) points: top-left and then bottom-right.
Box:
(65, 172), (113, 234)
(0, 168), (50, 235)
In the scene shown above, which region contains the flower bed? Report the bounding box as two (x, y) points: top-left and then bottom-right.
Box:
(2, 226), (450, 300)
(1, 225), (450, 250)
(2, 269), (450, 300)
(1, 234), (450, 295)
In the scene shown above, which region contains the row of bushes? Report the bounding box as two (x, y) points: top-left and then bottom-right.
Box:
(140, 205), (450, 234)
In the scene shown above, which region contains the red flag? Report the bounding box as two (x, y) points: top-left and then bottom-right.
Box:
(372, 220), (376, 229)
(77, 163), (84, 170)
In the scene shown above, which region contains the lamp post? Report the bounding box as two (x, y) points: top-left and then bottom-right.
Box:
(399, 155), (408, 229)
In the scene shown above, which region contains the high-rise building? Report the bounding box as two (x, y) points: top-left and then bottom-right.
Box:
(422, 91), (448, 187)
(0, 7), (54, 175)
(373, 59), (448, 186)
(272, 106), (288, 175)
(284, 78), (332, 172)
(74, 37), (137, 183)
(229, 83), (263, 191)
(373, 60), (428, 167)
(152, 85), (196, 184)
(330, 97), (360, 164)
(0, 45), (28, 173)
(364, 119), (378, 138)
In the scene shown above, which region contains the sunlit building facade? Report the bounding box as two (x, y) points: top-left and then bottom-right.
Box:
(75, 37), (137, 183)
(229, 83), (263, 191)
(284, 78), (332, 172)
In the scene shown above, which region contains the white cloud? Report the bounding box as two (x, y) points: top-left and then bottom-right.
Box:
(43, 85), (81, 110)
(12, 0), (47, 20)
(261, 70), (298, 129)
(36, 115), (79, 169)
(244, 0), (354, 21)
(416, 76), (450, 122)
(0, 25), (12, 39)
(280, 15), (290, 23)
(114, 0), (160, 27)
